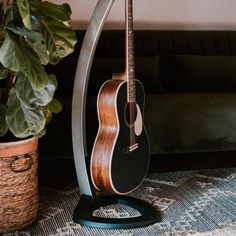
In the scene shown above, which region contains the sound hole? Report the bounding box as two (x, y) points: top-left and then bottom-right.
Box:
(124, 102), (137, 127)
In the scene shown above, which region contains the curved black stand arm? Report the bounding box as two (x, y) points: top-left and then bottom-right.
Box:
(72, 0), (161, 229)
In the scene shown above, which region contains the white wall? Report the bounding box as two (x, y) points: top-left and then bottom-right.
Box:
(50, 0), (236, 30)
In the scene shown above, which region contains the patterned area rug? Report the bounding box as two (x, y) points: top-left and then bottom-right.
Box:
(1, 168), (236, 236)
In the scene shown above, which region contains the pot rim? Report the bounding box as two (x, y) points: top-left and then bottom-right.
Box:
(0, 137), (38, 158)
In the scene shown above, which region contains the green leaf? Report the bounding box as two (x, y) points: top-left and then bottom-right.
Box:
(0, 63), (8, 80)
(0, 31), (48, 89)
(15, 72), (57, 107)
(6, 88), (46, 138)
(4, 2), (21, 26)
(46, 98), (62, 114)
(41, 97), (62, 126)
(6, 25), (43, 42)
(6, 26), (49, 64)
(42, 98), (62, 125)
(29, 0), (71, 22)
(41, 18), (76, 64)
(0, 104), (8, 136)
(17, 0), (32, 29)
(29, 40), (49, 65)
(35, 127), (46, 138)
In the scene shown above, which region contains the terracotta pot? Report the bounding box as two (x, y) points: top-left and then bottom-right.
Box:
(0, 137), (39, 233)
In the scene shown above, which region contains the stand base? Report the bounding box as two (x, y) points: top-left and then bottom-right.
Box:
(73, 194), (162, 229)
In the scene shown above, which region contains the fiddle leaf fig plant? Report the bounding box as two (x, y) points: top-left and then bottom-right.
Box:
(0, 0), (77, 138)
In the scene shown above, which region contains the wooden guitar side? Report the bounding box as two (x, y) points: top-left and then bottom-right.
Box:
(90, 79), (126, 193)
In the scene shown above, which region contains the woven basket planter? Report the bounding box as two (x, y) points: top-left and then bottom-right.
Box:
(0, 137), (39, 233)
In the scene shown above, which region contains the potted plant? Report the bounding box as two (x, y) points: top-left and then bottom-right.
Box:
(0, 0), (77, 232)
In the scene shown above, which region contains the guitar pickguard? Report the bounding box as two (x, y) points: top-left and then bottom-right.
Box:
(134, 104), (143, 136)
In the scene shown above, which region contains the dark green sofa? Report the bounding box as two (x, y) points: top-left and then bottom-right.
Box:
(41, 30), (236, 172)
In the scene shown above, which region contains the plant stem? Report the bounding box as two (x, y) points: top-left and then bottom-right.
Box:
(8, 73), (16, 88)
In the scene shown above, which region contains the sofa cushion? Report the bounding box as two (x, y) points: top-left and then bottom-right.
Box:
(144, 93), (236, 154)
(88, 56), (163, 94)
(160, 55), (236, 92)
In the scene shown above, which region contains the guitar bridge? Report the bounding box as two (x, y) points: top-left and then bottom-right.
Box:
(128, 143), (139, 152)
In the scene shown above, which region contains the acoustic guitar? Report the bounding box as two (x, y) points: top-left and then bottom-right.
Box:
(90, 0), (150, 195)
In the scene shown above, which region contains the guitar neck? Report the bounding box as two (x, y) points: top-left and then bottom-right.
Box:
(125, 0), (135, 103)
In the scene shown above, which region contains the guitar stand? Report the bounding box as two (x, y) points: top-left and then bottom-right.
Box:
(71, 0), (162, 229)
(73, 194), (160, 229)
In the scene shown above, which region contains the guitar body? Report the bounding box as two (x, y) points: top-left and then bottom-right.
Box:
(90, 79), (150, 194)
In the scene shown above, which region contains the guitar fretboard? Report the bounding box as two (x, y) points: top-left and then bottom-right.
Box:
(126, 0), (135, 102)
